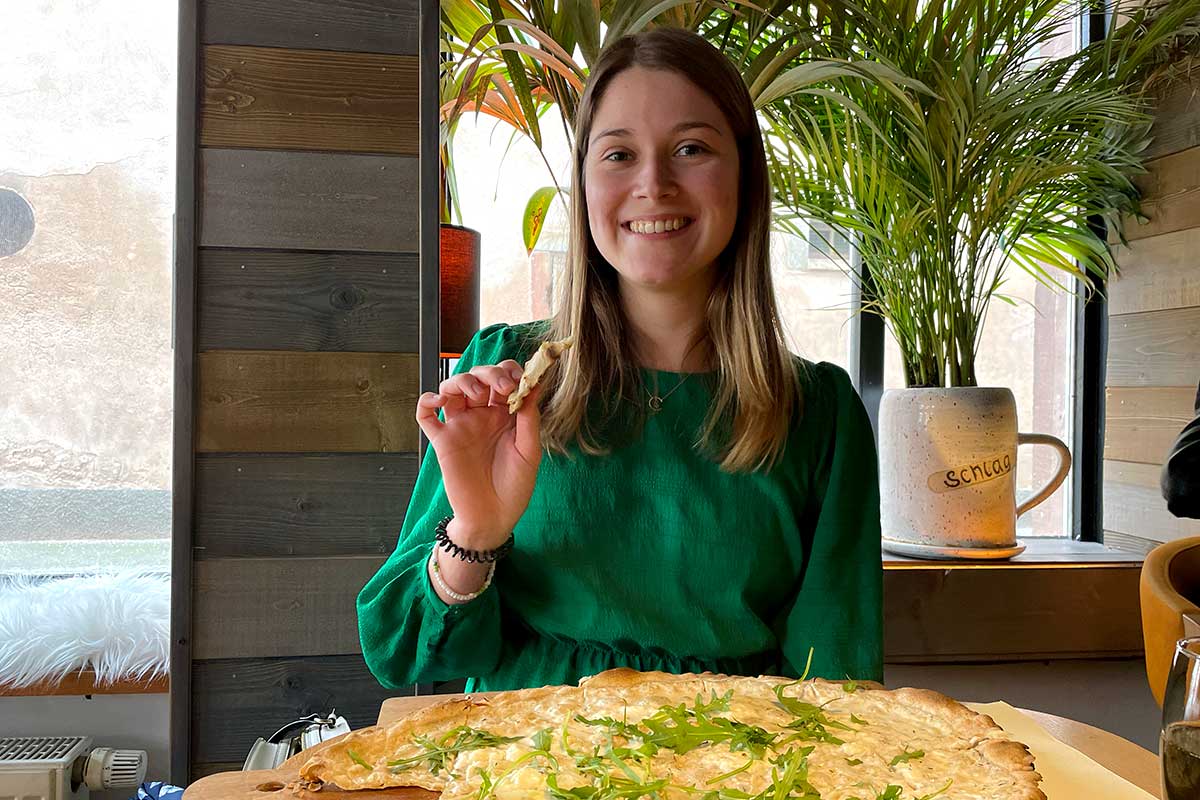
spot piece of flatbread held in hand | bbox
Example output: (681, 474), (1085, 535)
(507, 336), (574, 414)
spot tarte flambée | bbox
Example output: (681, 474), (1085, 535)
(297, 668), (1043, 800)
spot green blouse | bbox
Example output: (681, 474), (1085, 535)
(357, 321), (883, 693)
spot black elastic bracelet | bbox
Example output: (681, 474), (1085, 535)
(434, 515), (514, 563)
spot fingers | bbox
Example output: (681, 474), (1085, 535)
(513, 383), (544, 463)
(417, 361), (531, 435)
(415, 392), (446, 440)
(437, 376), (488, 423)
(469, 364), (524, 398)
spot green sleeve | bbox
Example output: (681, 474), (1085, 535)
(779, 363), (884, 683)
(356, 324), (513, 688)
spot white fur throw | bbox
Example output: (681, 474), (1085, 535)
(0, 570), (170, 687)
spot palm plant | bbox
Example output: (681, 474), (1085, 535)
(766, 0), (1200, 387)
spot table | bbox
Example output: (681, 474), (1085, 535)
(379, 696), (1162, 798)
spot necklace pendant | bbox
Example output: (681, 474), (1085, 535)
(648, 395), (663, 413)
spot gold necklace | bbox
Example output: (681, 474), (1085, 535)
(647, 371), (690, 413)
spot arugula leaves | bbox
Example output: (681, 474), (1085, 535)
(888, 748), (925, 767)
(473, 728), (561, 800)
(381, 681), (944, 800)
(347, 748), (372, 771)
(772, 683), (857, 746)
(845, 779), (953, 800)
(388, 725), (523, 775)
(578, 692), (778, 758)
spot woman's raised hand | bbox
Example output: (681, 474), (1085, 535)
(415, 360), (544, 549)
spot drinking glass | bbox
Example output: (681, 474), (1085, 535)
(1162, 636), (1200, 799)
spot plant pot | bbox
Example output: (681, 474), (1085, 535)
(878, 387), (1071, 560)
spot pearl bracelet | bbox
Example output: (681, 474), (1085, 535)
(428, 546), (495, 603)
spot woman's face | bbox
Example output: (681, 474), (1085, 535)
(584, 66), (740, 294)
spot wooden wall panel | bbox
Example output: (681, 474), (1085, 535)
(185, 0), (427, 780)
(1118, 146), (1200, 242)
(195, 453), (416, 558)
(1109, 228), (1200, 315)
(196, 351), (419, 453)
(194, 556), (384, 659)
(1144, 70), (1200, 160)
(1104, 460), (1200, 544)
(192, 655), (401, 762)
(1104, 68), (1200, 555)
(197, 249), (419, 351)
(882, 566), (1143, 661)
(199, 148), (418, 252)
(1106, 306), (1200, 387)
(201, 0), (419, 54)
(1104, 386), (1197, 464)
(201, 45), (418, 154)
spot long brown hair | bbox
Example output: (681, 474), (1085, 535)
(533, 26), (800, 473)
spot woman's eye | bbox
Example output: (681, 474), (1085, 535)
(600, 145), (700, 163)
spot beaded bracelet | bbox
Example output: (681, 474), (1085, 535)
(428, 547), (495, 603)
(433, 515), (515, 563)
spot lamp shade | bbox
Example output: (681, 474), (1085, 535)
(439, 223), (481, 358)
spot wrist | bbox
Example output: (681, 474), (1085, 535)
(445, 516), (510, 551)
(429, 547), (493, 604)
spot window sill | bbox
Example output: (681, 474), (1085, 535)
(883, 537), (1145, 569)
(882, 538), (1145, 663)
(0, 669), (169, 697)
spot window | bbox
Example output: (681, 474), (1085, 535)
(0, 0), (176, 576)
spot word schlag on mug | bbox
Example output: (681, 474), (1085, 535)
(926, 453), (1013, 494)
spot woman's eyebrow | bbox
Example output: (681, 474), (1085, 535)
(590, 121), (723, 146)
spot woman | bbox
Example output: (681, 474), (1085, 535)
(357, 27), (883, 693)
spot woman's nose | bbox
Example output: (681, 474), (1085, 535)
(633, 154), (677, 199)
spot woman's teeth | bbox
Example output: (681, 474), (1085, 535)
(628, 218), (690, 234)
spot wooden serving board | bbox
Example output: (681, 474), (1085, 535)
(183, 693), (492, 800)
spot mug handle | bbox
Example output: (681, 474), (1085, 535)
(1015, 433), (1073, 518)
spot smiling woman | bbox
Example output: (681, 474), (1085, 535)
(358, 27), (883, 696)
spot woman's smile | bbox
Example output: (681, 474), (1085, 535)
(622, 216), (695, 238)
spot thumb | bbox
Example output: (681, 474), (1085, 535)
(513, 383), (544, 463)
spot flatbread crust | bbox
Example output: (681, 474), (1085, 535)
(507, 337), (574, 414)
(298, 669), (1044, 800)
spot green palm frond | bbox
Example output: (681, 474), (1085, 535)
(757, 0), (1198, 386)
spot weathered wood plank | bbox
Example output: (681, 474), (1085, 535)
(198, 249), (419, 351)
(1144, 70), (1200, 160)
(199, 148), (417, 252)
(1104, 386), (1197, 464)
(1110, 227), (1200, 315)
(1106, 306), (1200, 387)
(1117, 146), (1200, 242)
(195, 453), (417, 558)
(196, 351), (420, 453)
(192, 655), (406, 763)
(201, 0), (418, 55)
(1103, 459), (1200, 544)
(194, 556), (384, 659)
(882, 565), (1143, 661)
(201, 45), (418, 154)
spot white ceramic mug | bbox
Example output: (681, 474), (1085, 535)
(878, 387), (1072, 559)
